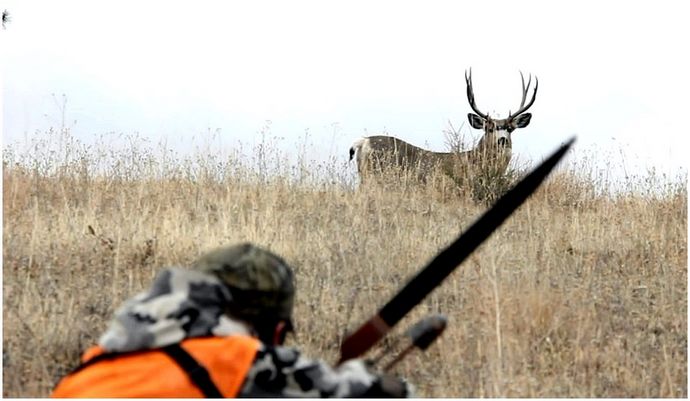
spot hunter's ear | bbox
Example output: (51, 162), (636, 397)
(272, 321), (288, 345)
(514, 113), (532, 128)
(468, 113), (484, 129)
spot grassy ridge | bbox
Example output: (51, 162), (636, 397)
(2, 130), (687, 397)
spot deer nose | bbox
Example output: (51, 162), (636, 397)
(497, 137), (507, 147)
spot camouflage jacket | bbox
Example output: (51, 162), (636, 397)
(95, 267), (413, 398)
(239, 343), (413, 397)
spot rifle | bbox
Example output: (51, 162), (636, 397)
(339, 137), (575, 364)
(370, 314), (448, 371)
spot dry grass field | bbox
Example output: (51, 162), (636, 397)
(2, 129), (687, 397)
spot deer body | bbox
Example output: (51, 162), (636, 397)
(349, 135), (512, 185)
(350, 136), (453, 183)
(350, 69), (538, 187)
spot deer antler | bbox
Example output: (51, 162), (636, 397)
(510, 71), (538, 117)
(465, 69), (489, 119)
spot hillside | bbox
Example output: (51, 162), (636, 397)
(2, 131), (687, 397)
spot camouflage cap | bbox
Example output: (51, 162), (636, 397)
(192, 243), (295, 329)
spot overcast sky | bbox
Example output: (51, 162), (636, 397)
(2, 1), (689, 187)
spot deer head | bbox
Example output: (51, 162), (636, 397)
(465, 69), (538, 156)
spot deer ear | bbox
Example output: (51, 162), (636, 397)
(514, 113), (532, 128)
(468, 113), (484, 129)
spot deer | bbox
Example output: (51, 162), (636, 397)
(349, 69), (538, 186)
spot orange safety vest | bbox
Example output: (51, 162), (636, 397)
(51, 335), (260, 398)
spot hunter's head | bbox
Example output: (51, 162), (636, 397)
(193, 243), (296, 345)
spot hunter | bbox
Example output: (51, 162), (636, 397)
(51, 242), (413, 397)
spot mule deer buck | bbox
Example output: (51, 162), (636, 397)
(349, 69), (538, 186)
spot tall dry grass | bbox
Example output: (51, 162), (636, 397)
(2, 128), (687, 397)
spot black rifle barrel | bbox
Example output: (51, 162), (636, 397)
(339, 137), (575, 363)
(380, 137), (574, 325)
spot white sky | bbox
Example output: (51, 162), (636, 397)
(2, 0), (689, 186)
